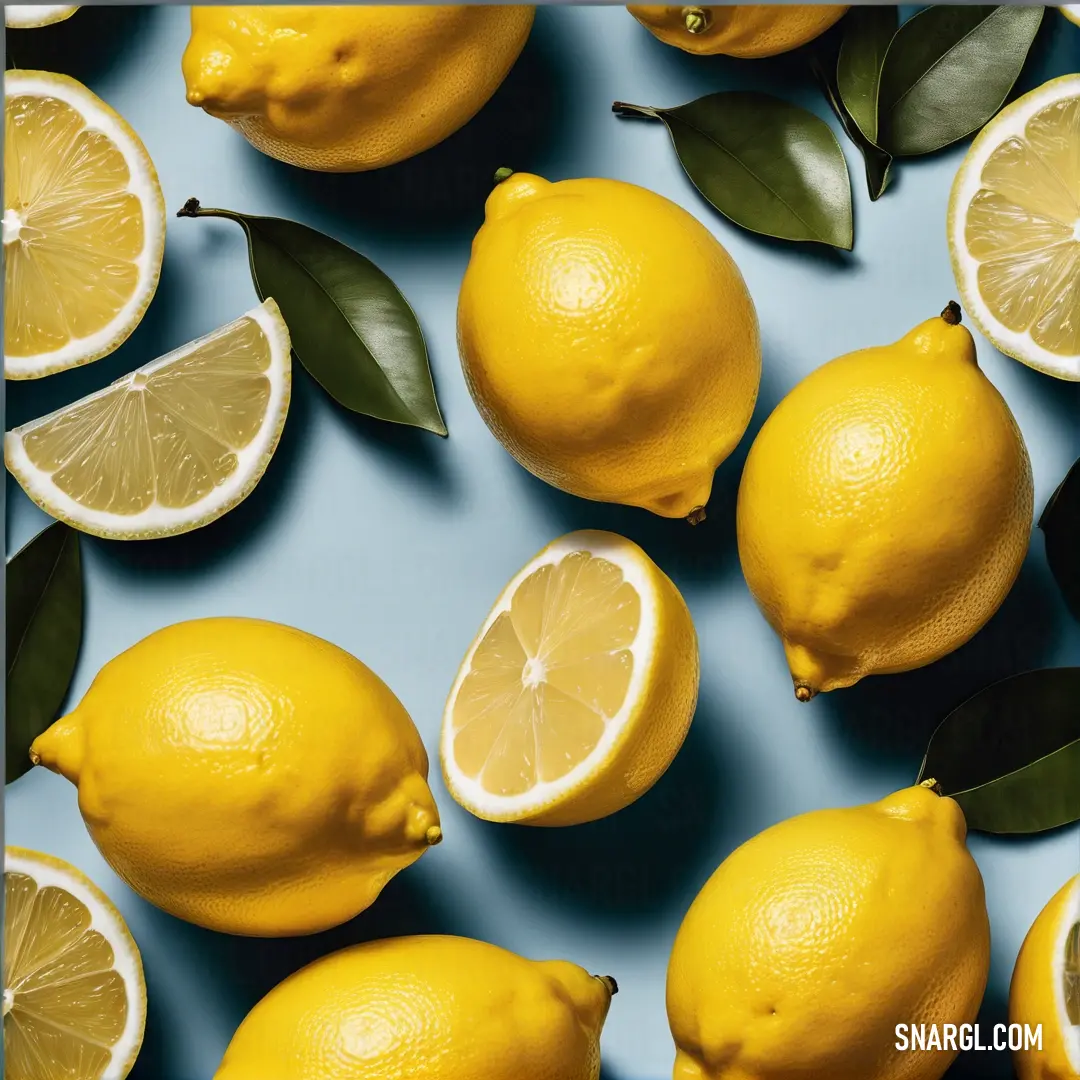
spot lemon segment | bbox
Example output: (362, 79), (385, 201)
(5, 299), (291, 539)
(4, 847), (145, 1080)
(948, 74), (1080, 380)
(4, 71), (164, 378)
(5, 6), (78, 27)
(442, 530), (699, 826)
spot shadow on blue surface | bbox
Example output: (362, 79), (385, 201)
(475, 712), (727, 923)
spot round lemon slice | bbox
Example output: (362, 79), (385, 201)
(1009, 874), (1079, 1080)
(948, 74), (1080, 381)
(1061, 7), (1080, 27)
(4, 70), (164, 379)
(5, 298), (291, 539)
(441, 530), (699, 826)
(4, 847), (145, 1080)
(5, 6), (78, 28)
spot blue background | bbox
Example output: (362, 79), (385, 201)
(5, 6), (1079, 1079)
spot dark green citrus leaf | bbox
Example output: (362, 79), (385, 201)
(837, 5), (898, 145)
(6, 522), (82, 784)
(177, 199), (446, 436)
(1040, 456), (1080, 620)
(917, 668), (1080, 834)
(878, 5), (1045, 157)
(613, 92), (853, 249)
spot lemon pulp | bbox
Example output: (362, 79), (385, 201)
(963, 94), (1080, 358)
(1067, 919), (1079, 1025)
(4, 870), (130, 1078)
(4, 93), (146, 359)
(450, 551), (640, 796)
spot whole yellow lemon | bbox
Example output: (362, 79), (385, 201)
(737, 303), (1032, 698)
(667, 784), (990, 1080)
(458, 172), (760, 519)
(1009, 874), (1080, 1080)
(182, 6), (535, 172)
(628, 5), (849, 57)
(214, 934), (617, 1080)
(30, 617), (441, 937)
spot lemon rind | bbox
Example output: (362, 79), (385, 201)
(1053, 875), (1080, 1072)
(441, 530), (660, 822)
(5, 846), (146, 1080)
(4, 6), (78, 28)
(4, 70), (165, 380)
(4, 299), (292, 540)
(1060, 6), (1080, 27)
(947, 73), (1080, 382)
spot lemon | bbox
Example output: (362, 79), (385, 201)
(458, 172), (760, 519)
(1009, 875), (1080, 1080)
(668, 784), (990, 1080)
(4, 71), (164, 379)
(5, 847), (146, 1080)
(29, 617), (441, 937)
(628, 5), (849, 56)
(5, 299), (291, 540)
(182, 5), (535, 173)
(5, 6), (78, 28)
(737, 304), (1033, 698)
(948, 74), (1080, 381)
(214, 935), (616, 1080)
(1061, 7), (1080, 27)
(441, 530), (698, 826)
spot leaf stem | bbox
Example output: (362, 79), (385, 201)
(176, 198), (242, 224)
(612, 101), (661, 121)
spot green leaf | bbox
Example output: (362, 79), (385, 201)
(613, 92), (853, 249)
(917, 668), (1080, 834)
(6, 523), (82, 784)
(1039, 456), (1080, 621)
(837, 5), (898, 145)
(809, 44), (893, 201)
(877, 5), (1045, 157)
(177, 199), (446, 436)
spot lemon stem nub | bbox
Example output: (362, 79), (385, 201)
(682, 6), (710, 34)
(940, 301), (962, 326)
(919, 777), (943, 795)
(425, 825), (443, 846)
(687, 506), (707, 526)
(596, 975), (619, 996)
(794, 684), (815, 703)
(493, 167), (515, 185)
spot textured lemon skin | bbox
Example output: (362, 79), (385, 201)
(1009, 875), (1080, 1080)
(182, 6), (534, 172)
(30, 618), (440, 937)
(667, 785), (990, 1080)
(214, 935), (614, 1080)
(737, 312), (1032, 695)
(458, 173), (760, 518)
(443, 531), (700, 826)
(628, 5), (849, 57)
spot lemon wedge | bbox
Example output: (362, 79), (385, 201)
(1009, 874), (1079, 1080)
(4, 70), (164, 379)
(948, 74), (1080, 381)
(4, 847), (145, 1080)
(5, 6), (78, 28)
(441, 530), (699, 826)
(5, 299), (291, 539)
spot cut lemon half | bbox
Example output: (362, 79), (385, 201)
(4, 70), (165, 379)
(1061, 7), (1080, 27)
(5, 298), (291, 539)
(4, 847), (146, 1080)
(948, 74), (1080, 381)
(441, 530), (699, 826)
(5, 6), (78, 28)
(1009, 874), (1079, 1080)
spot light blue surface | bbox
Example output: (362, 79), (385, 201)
(5, 7), (1080, 1079)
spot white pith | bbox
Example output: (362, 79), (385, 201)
(441, 530), (659, 820)
(948, 74), (1080, 381)
(5, 299), (291, 539)
(4, 848), (145, 1080)
(4, 70), (165, 378)
(4, 6), (78, 28)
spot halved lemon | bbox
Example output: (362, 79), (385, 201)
(948, 74), (1080, 381)
(4, 70), (165, 379)
(441, 530), (699, 826)
(5, 6), (78, 28)
(1061, 7), (1080, 27)
(5, 298), (291, 539)
(1009, 874), (1079, 1080)
(4, 847), (146, 1080)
